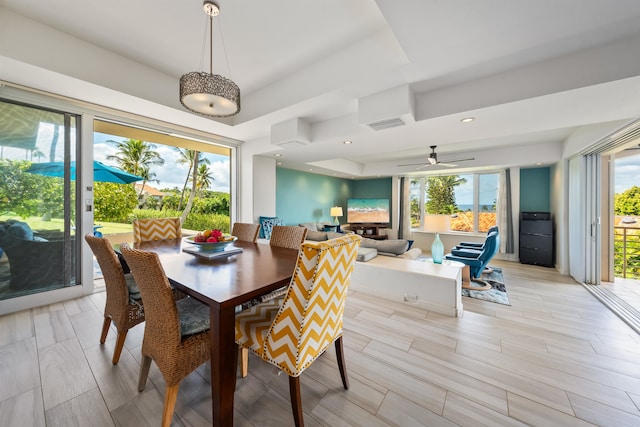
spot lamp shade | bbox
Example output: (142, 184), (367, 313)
(424, 214), (450, 232)
(179, 1), (240, 118)
(180, 72), (240, 117)
(330, 206), (343, 217)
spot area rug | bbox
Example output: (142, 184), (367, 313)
(463, 266), (510, 305)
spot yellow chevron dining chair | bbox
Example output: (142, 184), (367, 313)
(235, 234), (362, 427)
(132, 217), (182, 243)
(238, 224), (308, 377)
(231, 222), (260, 243)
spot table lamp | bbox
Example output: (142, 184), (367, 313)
(330, 206), (343, 225)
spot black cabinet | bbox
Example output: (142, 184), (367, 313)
(520, 212), (554, 267)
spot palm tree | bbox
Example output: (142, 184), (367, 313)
(426, 175), (467, 214)
(177, 148), (210, 210)
(106, 138), (164, 178)
(31, 149), (45, 162)
(136, 165), (160, 198)
(181, 151), (199, 225)
(191, 163), (214, 197)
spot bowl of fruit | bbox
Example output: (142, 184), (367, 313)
(184, 229), (238, 252)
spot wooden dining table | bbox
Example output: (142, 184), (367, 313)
(135, 238), (299, 426)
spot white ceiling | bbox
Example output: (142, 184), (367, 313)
(3, 0), (640, 177)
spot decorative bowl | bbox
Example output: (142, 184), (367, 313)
(184, 235), (238, 252)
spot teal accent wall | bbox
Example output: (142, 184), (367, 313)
(276, 168), (353, 225)
(275, 169), (393, 226)
(352, 178), (393, 199)
(520, 167), (550, 212)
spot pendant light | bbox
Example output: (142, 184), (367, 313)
(180, 1), (240, 117)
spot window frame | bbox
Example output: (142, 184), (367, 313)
(410, 172), (499, 234)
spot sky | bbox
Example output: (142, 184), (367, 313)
(93, 133), (230, 192)
(615, 154), (640, 194)
(3, 124), (230, 193)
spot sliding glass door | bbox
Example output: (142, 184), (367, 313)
(0, 99), (80, 301)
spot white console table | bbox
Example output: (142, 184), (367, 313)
(349, 256), (464, 317)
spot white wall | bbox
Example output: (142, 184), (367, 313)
(551, 161), (568, 274)
(252, 156), (277, 222)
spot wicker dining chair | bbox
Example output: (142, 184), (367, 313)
(85, 234), (144, 365)
(231, 222), (260, 243)
(132, 217), (182, 243)
(236, 234), (362, 426)
(119, 244), (211, 427)
(269, 225), (308, 250)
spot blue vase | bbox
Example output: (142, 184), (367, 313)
(431, 233), (444, 264)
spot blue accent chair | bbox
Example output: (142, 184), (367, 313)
(445, 231), (499, 278)
(453, 226), (498, 251)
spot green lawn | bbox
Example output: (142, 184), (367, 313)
(0, 215), (132, 235)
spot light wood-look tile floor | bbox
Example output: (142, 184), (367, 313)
(2, 260), (640, 426)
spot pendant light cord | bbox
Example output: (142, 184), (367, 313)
(209, 13), (213, 75)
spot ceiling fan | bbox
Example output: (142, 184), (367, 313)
(397, 145), (474, 169)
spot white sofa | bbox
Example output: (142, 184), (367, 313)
(300, 223), (421, 261)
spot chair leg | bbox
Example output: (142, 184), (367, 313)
(161, 384), (180, 427)
(100, 317), (111, 344)
(112, 330), (128, 365)
(138, 355), (152, 392)
(335, 336), (349, 389)
(289, 376), (304, 427)
(241, 347), (249, 378)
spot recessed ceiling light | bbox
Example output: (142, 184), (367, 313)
(343, 140), (352, 144)
(274, 153), (282, 157)
(536, 162), (543, 166)
(277, 161), (282, 166)
(461, 117), (475, 123)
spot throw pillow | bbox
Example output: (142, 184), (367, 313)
(261, 217), (284, 240)
(299, 222), (318, 231)
(258, 216), (277, 238)
(361, 238), (409, 255)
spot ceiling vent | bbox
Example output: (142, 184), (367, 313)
(271, 118), (311, 147)
(359, 85), (415, 131)
(367, 117), (407, 131)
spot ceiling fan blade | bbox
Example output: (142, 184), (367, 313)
(438, 162), (457, 167)
(397, 162), (429, 167)
(443, 157), (475, 163)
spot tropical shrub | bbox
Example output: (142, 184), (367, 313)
(93, 182), (138, 222)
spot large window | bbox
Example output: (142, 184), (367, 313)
(410, 173), (499, 233)
(92, 120), (232, 234)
